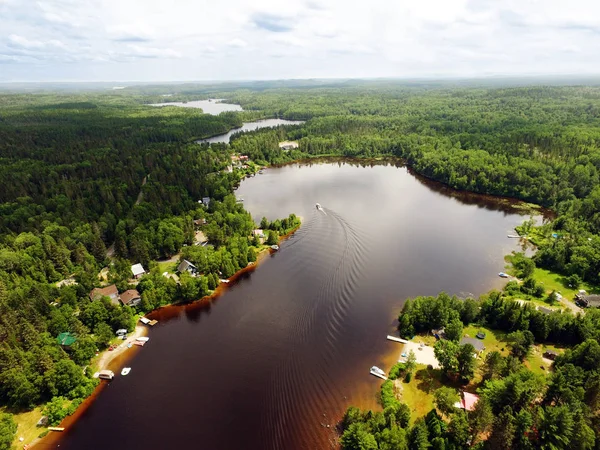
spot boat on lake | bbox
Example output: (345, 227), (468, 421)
(98, 370), (114, 380)
(121, 367), (131, 376)
(369, 366), (387, 380)
(316, 203), (323, 211)
(136, 337), (150, 342)
(498, 272), (509, 278)
(271, 245), (280, 251)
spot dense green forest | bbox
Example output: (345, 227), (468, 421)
(1, 81), (600, 447)
(341, 292), (600, 449)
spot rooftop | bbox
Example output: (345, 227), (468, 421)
(90, 284), (119, 300)
(57, 332), (77, 347)
(131, 263), (145, 277)
(460, 336), (485, 352)
(120, 289), (141, 306)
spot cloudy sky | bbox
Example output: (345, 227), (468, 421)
(1, 0), (600, 82)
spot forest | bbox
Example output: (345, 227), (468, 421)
(340, 292), (600, 450)
(1, 80), (600, 447)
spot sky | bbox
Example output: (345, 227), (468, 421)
(1, 0), (600, 82)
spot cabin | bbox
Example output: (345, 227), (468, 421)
(89, 285), (120, 306)
(278, 141), (299, 151)
(460, 337), (485, 354)
(56, 332), (77, 348)
(454, 392), (479, 411)
(131, 263), (146, 279)
(177, 259), (198, 275)
(543, 349), (559, 360)
(120, 289), (141, 307)
(201, 197), (211, 207)
(575, 293), (600, 308)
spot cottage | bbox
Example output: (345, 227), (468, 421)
(253, 229), (265, 238)
(454, 392), (480, 411)
(56, 332), (77, 348)
(177, 259), (198, 275)
(575, 293), (600, 308)
(120, 289), (141, 307)
(89, 285), (120, 306)
(201, 197), (211, 207)
(278, 141), (299, 151)
(460, 337), (485, 354)
(543, 349), (559, 360)
(537, 306), (555, 315)
(131, 263), (146, 279)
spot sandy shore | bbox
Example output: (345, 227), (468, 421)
(94, 323), (148, 372)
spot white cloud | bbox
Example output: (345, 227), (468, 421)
(1, 0), (600, 81)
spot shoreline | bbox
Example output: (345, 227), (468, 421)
(32, 223), (301, 449)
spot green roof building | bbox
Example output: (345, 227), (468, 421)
(57, 332), (77, 347)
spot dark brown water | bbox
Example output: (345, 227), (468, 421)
(51, 161), (531, 450)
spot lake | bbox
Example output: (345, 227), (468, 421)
(198, 118), (305, 144)
(52, 161), (531, 450)
(148, 99), (243, 115)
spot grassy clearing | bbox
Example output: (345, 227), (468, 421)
(396, 365), (442, 421)
(156, 260), (177, 274)
(533, 267), (599, 297)
(3, 406), (45, 448)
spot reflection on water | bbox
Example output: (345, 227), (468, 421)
(54, 162), (533, 450)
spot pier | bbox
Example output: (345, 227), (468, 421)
(387, 335), (409, 344)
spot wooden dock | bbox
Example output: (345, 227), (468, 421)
(48, 427), (65, 432)
(369, 370), (388, 380)
(387, 335), (409, 344)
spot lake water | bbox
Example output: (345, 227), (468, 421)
(148, 99), (243, 115)
(198, 118), (305, 144)
(52, 161), (531, 450)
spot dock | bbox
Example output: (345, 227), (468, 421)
(507, 234), (521, 238)
(369, 370), (388, 380)
(387, 335), (409, 344)
(148, 319), (158, 326)
(48, 427), (65, 432)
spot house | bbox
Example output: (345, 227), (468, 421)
(193, 218), (207, 227)
(201, 197), (211, 207)
(278, 141), (299, 151)
(89, 285), (120, 306)
(575, 293), (600, 308)
(454, 392), (479, 411)
(460, 337), (485, 354)
(120, 289), (141, 307)
(57, 332), (77, 348)
(537, 306), (555, 315)
(131, 263), (146, 279)
(253, 229), (265, 238)
(543, 349), (559, 360)
(177, 259), (198, 275)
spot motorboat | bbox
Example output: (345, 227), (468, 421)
(315, 203), (323, 210)
(136, 337), (150, 342)
(498, 272), (509, 278)
(370, 366), (386, 376)
(121, 367), (131, 376)
(271, 245), (280, 251)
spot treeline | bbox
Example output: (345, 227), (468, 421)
(342, 292), (600, 449)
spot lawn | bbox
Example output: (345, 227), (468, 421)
(156, 260), (177, 274)
(463, 325), (508, 355)
(533, 267), (599, 298)
(396, 365), (442, 421)
(3, 406), (46, 448)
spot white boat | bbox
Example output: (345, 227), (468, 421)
(121, 367), (131, 376)
(139, 317), (151, 324)
(219, 279), (230, 283)
(369, 366), (387, 380)
(498, 272), (509, 278)
(98, 370), (114, 380)
(136, 337), (150, 342)
(315, 203), (323, 210)
(271, 244), (280, 251)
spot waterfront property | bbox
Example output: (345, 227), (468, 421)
(575, 293), (600, 308)
(120, 289), (142, 307)
(89, 284), (120, 306)
(278, 141), (299, 151)
(177, 259), (198, 275)
(454, 391), (480, 411)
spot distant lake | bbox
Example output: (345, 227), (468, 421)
(198, 118), (305, 144)
(52, 161), (534, 450)
(148, 99), (243, 115)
